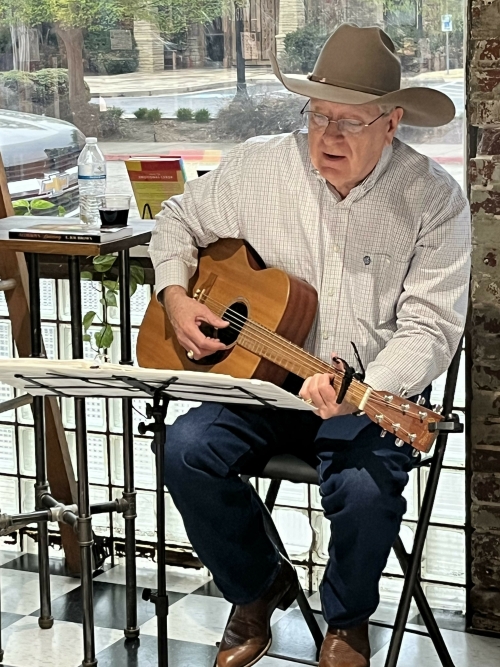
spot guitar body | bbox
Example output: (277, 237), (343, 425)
(137, 239), (318, 385)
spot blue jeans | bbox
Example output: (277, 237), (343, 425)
(163, 393), (423, 628)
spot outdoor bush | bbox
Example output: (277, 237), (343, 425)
(194, 108), (211, 123)
(0, 69), (33, 92)
(31, 69), (69, 105)
(176, 107), (193, 121)
(98, 106), (124, 138)
(215, 95), (304, 142)
(0, 68), (89, 121)
(134, 107), (148, 119)
(147, 108), (162, 122)
(283, 23), (327, 74)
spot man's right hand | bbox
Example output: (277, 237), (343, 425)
(161, 285), (229, 360)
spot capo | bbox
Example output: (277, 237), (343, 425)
(332, 342), (366, 404)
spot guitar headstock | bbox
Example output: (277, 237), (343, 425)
(363, 391), (443, 453)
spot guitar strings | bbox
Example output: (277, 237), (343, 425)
(201, 293), (400, 408)
(199, 293), (426, 421)
(201, 294), (343, 377)
(199, 296), (424, 442)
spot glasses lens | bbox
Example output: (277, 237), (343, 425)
(338, 120), (364, 134)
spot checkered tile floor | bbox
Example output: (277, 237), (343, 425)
(0, 549), (499, 667)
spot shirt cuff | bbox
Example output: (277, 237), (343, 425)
(154, 260), (190, 299)
(364, 363), (406, 397)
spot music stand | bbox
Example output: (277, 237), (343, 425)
(0, 358), (315, 667)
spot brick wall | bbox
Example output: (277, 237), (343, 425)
(469, 0), (500, 634)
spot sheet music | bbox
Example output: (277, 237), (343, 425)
(0, 359), (316, 412)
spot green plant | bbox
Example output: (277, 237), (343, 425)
(12, 198), (66, 217)
(283, 23), (327, 74)
(176, 107), (193, 121)
(194, 108), (211, 123)
(147, 108), (162, 122)
(81, 255), (145, 353)
(98, 106), (124, 138)
(134, 107), (148, 120)
(215, 95), (304, 142)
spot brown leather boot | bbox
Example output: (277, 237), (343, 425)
(318, 623), (371, 667)
(216, 558), (299, 667)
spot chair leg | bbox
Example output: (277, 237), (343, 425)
(254, 487), (324, 655)
(392, 537), (455, 667)
(384, 440), (449, 667)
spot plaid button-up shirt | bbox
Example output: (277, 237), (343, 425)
(150, 131), (471, 398)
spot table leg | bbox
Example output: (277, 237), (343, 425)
(118, 249), (139, 639)
(68, 256), (97, 667)
(26, 253), (53, 630)
(153, 398), (169, 667)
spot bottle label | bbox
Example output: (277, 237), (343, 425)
(78, 164), (106, 178)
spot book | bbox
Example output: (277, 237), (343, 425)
(9, 221), (133, 243)
(125, 157), (187, 219)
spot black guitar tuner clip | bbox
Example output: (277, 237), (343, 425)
(332, 342), (366, 404)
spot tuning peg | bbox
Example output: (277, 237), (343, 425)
(395, 438), (404, 447)
(433, 404), (443, 414)
(412, 448), (420, 457)
(380, 430), (387, 438)
(417, 395), (426, 406)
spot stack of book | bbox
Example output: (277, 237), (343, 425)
(9, 219), (133, 243)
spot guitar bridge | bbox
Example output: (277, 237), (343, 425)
(193, 273), (218, 304)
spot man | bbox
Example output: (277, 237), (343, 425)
(149, 24), (470, 667)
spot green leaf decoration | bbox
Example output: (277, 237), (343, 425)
(81, 271), (93, 281)
(130, 264), (145, 285)
(103, 280), (118, 292)
(129, 276), (137, 297)
(105, 290), (117, 307)
(83, 334), (91, 342)
(95, 324), (114, 351)
(31, 199), (56, 210)
(99, 297), (106, 306)
(58, 206), (66, 217)
(83, 311), (96, 331)
(13, 199), (29, 209)
(93, 255), (116, 273)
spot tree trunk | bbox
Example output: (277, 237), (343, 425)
(54, 26), (88, 114)
(10, 23), (30, 71)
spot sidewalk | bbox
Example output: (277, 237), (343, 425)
(86, 66), (463, 98)
(86, 67), (275, 98)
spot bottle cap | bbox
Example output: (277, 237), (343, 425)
(86, 137), (98, 144)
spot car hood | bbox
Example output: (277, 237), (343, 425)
(0, 109), (86, 168)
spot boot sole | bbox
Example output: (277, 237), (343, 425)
(216, 636), (272, 667)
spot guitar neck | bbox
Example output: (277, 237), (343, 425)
(237, 327), (368, 407)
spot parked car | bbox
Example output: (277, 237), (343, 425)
(0, 109), (86, 217)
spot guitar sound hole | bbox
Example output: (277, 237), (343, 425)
(188, 301), (248, 365)
(219, 301), (248, 345)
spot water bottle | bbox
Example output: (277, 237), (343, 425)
(78, 137), (106, 225)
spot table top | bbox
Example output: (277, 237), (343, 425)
(0, 218), (154, 256)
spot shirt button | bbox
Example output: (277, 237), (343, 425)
(333, 244), (340, 253)
(323, 333), (329, 340)
(328, 288), (335, 296)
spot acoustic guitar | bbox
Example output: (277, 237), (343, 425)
(137, 239), (442, 452)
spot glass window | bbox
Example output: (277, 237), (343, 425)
(0, 0), (467, 620)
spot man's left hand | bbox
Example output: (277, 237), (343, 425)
(299, 356), (357, 420)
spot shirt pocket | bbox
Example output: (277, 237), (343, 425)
(348, 251), (392, 325)
(349, 252), (411, 328)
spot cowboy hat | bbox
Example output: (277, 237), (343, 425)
(269, 23), (455, 127)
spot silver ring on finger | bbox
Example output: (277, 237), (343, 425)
(187, 350), (195, 360)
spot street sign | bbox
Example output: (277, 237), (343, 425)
(441, 15), (453, 32)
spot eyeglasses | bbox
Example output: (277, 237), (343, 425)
(300, 102), (388, 135)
